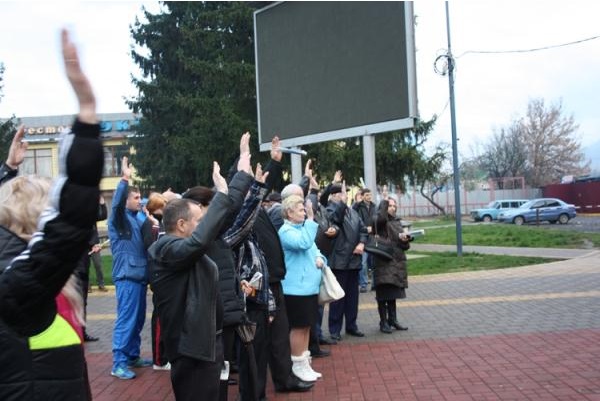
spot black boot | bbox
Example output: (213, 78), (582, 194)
(377, 301), (393, 334)
(387, 301), (408, 331)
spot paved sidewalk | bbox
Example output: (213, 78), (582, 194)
(85, 250), (600, 400)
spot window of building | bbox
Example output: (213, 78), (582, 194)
(103, 145), (128, 177)
(22, 149), (53, 177)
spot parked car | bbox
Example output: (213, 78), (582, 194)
(470, 199), (528, 222)
(497, 198), (576, 225)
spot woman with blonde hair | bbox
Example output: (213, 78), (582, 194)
(0, 29), (104, 401)
(278, 195), (326, 382)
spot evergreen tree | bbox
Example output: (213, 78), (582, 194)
(128, 2), (268, 191)
(0, 63), (16, 159)
(304, 117), (447, 196)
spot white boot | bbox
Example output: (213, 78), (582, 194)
(291, 354), (318, 382)
(303, 351), (322, 379)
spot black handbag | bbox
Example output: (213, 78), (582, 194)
(364, 219), (394, 260)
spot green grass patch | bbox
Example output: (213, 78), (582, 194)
(88, 255), (116, 286)
(416, 224), (600, 248)
(409, 216), (456, 229)
(408, 252), (559, 275)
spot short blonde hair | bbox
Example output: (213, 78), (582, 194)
(281, 194), (304, 220)
(0, 175), (51, 241)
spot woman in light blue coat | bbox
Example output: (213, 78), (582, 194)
(278, 195), (326, 382)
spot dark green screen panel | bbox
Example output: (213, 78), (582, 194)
(254, 2), (416, 148)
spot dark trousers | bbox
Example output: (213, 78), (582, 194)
(267, 282), (294, 388)
(74, 253), (91, 337)
(308, 304), (324, 354)
(170, 335), (223, 401)
(222, 325), (237, 369)
(328, 269), (360, 335)
(151, 292), (167, 366)
(239, 307), (269, 401)
(90, 251), (105, 287)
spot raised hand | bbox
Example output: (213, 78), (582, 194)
(305, 198), (314, 220)
(237, 152), (252, 175)
(309, 175), (320, 191)
(212, 161), (228, 194)
(61, 29), (96, 124)
(254, 162), (269, 184)
(270, 136), (282, 162)
(240, 132), (250, 156)
(121, 156), (132, 180)
(333, 170), (343, 184)
(6, 125), (28, 170)
(304, 159), (313, 178)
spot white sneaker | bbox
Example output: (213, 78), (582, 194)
(153, 362), (171, 371)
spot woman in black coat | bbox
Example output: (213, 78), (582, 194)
(372, 197), (411, 334)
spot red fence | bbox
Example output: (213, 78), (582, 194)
(543, 181), (600, 213)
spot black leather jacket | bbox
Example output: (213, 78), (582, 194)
(326, 200), (369, 270)
(148, 192), (232, 362)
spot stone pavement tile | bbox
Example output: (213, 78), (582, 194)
(87, 328), (600, 401)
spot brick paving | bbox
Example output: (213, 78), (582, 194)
(84, 250), (600, 400)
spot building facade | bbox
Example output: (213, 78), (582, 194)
(19, 112), (137, 232)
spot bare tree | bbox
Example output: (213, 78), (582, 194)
(476, 98), (590, 188)
(480, 123), (528, 187)
(520, 98), (589, 187)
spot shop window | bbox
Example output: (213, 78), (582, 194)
(103, 145), (128, 177)
(22, 149), (53, 178)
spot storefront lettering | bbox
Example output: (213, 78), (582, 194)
(25, 119), (137, 135)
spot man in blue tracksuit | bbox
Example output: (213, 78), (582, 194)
(108, 156), (150, 379)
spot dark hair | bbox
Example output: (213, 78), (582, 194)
(182, 186), (215, 207)
(361, 188), (371, 195)
(163, 198), (199, 233)
(128, 186), (140, 196)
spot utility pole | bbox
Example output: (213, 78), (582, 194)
(445, 2), (463, 256)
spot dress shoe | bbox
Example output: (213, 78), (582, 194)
(275, 375), (314, 392)
(330, 333), (342, 341)
(84, 334), (99, 342)
(346, 329), (365, 337)
(379, 321), (393, 334)
(319, 337), (337, 345)
(389, 320), (408, 331)
(310, 349), (331, 358)
(98, 285), (108, 292)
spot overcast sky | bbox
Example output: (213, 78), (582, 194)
(1, 1), (598, 168)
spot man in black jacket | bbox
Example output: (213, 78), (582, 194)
(320, 176), (368, 341)
(353, 188), (377, 292)
(148, 162), (232, 401)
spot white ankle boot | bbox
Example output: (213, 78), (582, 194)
(303, 351), (322, 379)
(291, 354), (318, 382)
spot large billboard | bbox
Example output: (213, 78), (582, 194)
(254, 2), (417, 150)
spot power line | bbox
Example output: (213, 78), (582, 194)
(456, 34), (600, 58)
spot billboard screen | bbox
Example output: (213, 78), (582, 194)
(254, 2), (417, 150)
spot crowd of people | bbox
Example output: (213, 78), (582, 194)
(0, 29), (412, 401)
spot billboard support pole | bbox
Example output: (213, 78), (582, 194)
(363, 134), (377, 193)
(290, 151), (303, 184)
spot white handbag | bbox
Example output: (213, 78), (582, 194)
(318, 266), (345, 304)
